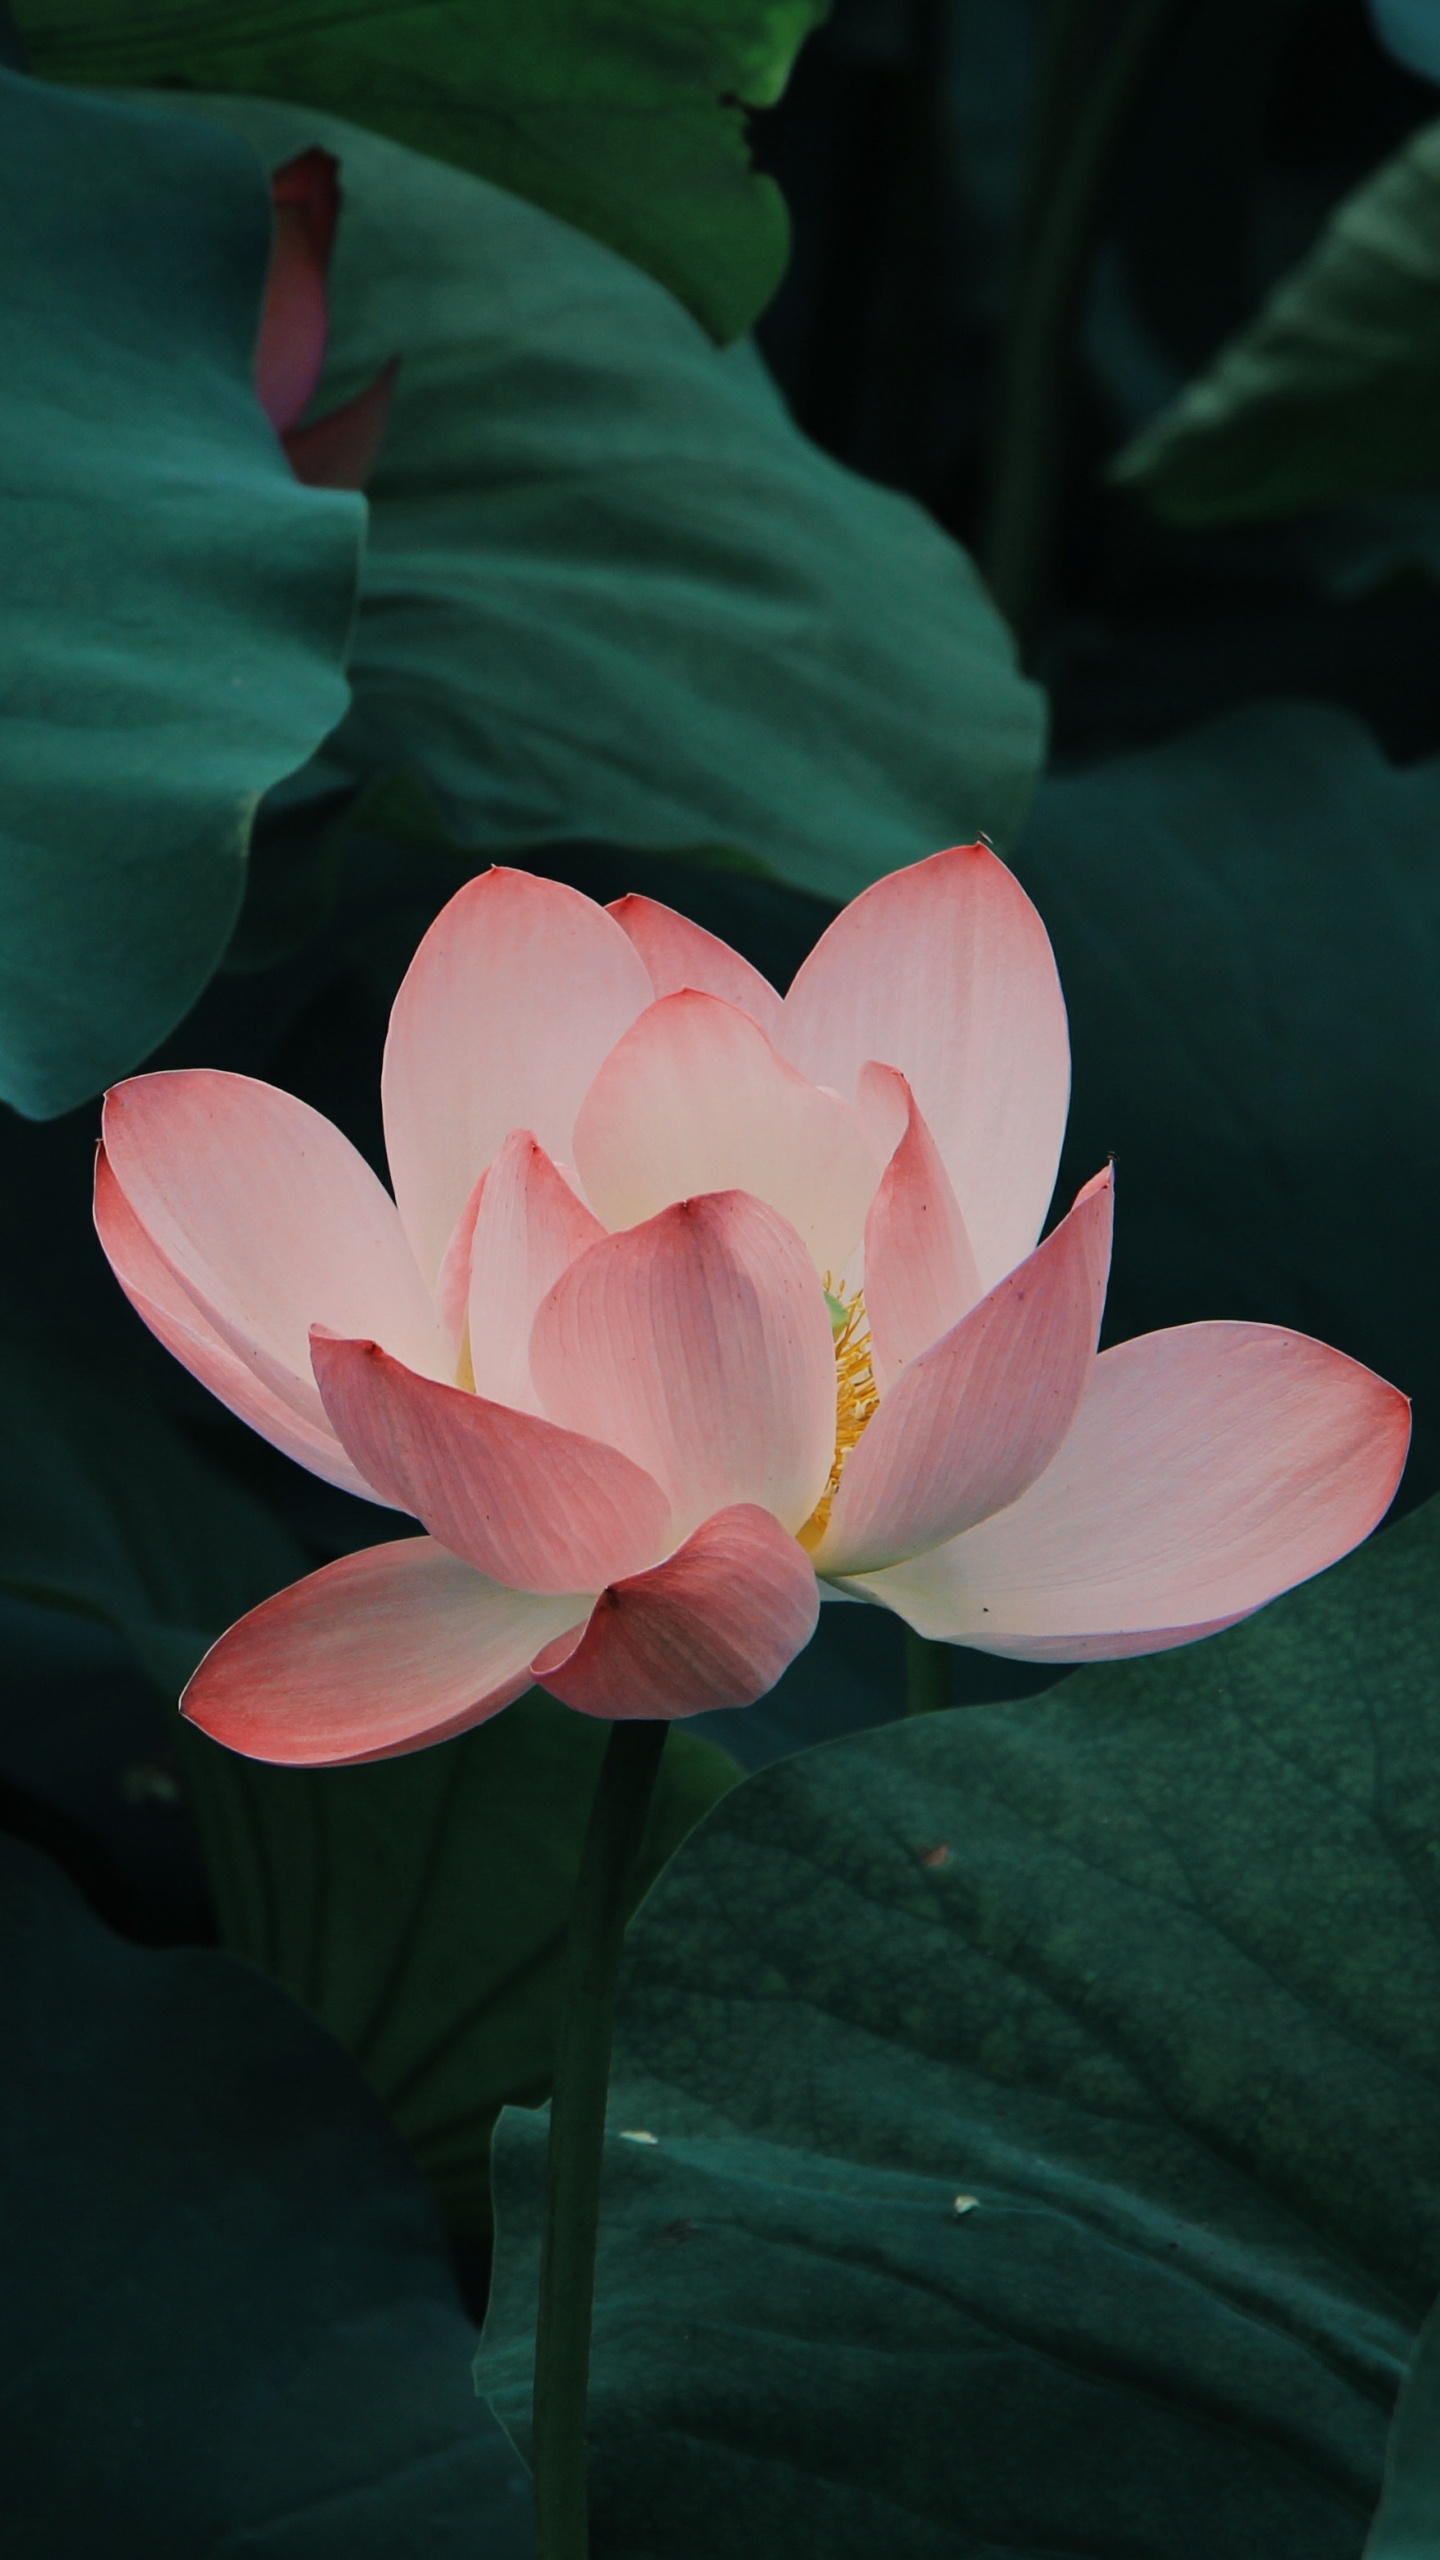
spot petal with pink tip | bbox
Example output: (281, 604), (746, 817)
(94, 1146), (382, 1501)
(609, 895), (785, 1037)
(573, 990), (879, 1276)
(100, 1069), (448, 1432)
(535, 1503), (818, 1719)
(382, 869), (653, 1287)
(312, 1334), (671, 1593)
(530, 1191), (835, 1541)
(848, 1322), (1411, 1659)
(813, 1170), (1113, 1577)
(859, 1064), (983, 1389)
(182, 1537), (588, 1766)
(465, 1131), (605, 1414)
(780, 845), (1070, 1290)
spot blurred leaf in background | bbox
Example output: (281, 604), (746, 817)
(0, 70), (360, 1120)
(1016, 700), (1440, 1505)
(14, 0), (831, 341)
(481, 1486), (1440, 2557)
(1112, 112), (1440, 524)
(137, 93), (1045, 907)
(0, 1832), (534, 2556)
(1365, 2288), (1440, 2558)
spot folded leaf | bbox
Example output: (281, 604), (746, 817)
(185, 1689), (738, 2236)
(16, 0), (831, 340)
(0, 70), (360, 1118)
(1112, 117), (1440, 523)
(480, 1492), (1440, 2554)
(136, 92), (1045, 906)
(1366, 2291), (1440, 2558)
(0, 1831), (533, 2554)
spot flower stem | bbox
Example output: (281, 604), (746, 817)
(532, 1715), (669, 2560)
(906, 1630), (952, 1717)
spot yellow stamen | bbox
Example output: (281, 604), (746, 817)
(454, 1316), (476, 1394)
(800, 1283), (880, 1551)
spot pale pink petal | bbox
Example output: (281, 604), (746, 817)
(465, 1131), (605, 1413)
(434, 1165), (489, 1342)
(609, 895), (785, 1038)
(859, 1064), (983, 1389)
(311, 1334), (671, 1593)
(535, 1503), (819, 1719)
(182, 1536), (588, 1765)
(94, 1146), (382, 1501)
(847, 1322), (1411, 1658)
(573, 990), (880, 1277)
(100, 1070), (448, 1434)
(853, 1059), (911, 1166)
(813, 1171), (1113, 1577)
(529, 1190), (836, 1541)
(381, 869), (653, 1287)
(780, 844), (1070, 1290)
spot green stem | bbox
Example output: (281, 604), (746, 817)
(906, 1630), (952, 1717)
(532, 1717), (668, 2560)
(982, 0), (1196, 645)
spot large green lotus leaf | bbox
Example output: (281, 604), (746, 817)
(0, 1327), (736, 2235)
(15, 0), (828, 342)
(1368, 2294), (1440, 2558)
(135, 93), (1044, 903)
(0, 1829), (533, 2555)
(479, 1494), (1440, 2556)
(0, 71), (360, 1121)
(1112, 117), (1440, 524)
(1014, 700), (1440, 1503)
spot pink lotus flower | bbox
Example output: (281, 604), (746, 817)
(95, 851), (1408, 1765)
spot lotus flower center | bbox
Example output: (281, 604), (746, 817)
(799, 1284), (880, 1551)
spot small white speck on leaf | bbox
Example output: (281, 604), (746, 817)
(952, 2194), (979, 2217)
(620, 2129), (659, 2145)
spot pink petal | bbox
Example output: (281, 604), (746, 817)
(609, 895), (785, 1038)
(94, 1146), (380, 1501)
(381, 868), (653, 1289)
(100, 1069), (448, 1441)
(182, 1537), (587, 1766)
(284, 357), (398, 491)
(534, 1504), (819, 1719)
(529, 1190), (836, 1540)
(572, 989), (880, 1277)
(780, 844), (1070, 1291)
(255, 148), (339, 434)
(311, 1334), (672, 1593)
(434, 1165), (489, 1342)
(850, 1322), (1411, 1658)
(814, 1170), (1114, 1577)
(859, 1063), (983, 1389)
(465, 1130), (605, 1414)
